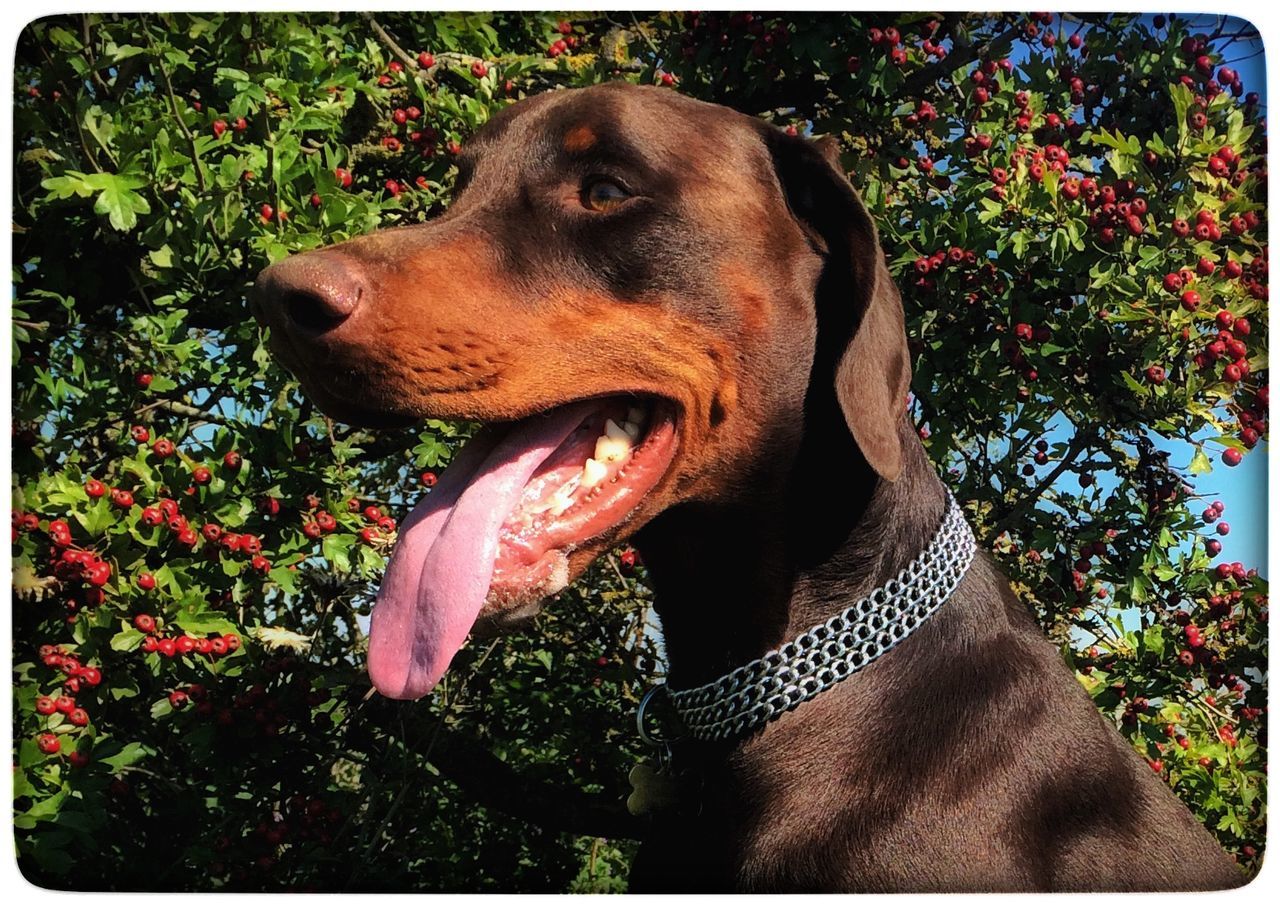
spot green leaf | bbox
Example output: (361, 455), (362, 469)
(174, 612), (238, 636)
(322, 534), (355, 573)
(111, 627), (145, 652)
(87, 173), (152, 232)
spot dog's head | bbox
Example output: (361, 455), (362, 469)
(252, 83), (909, 698)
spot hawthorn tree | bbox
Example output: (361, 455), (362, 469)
(11, 11), (1267, 890)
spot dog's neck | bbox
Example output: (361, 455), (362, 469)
(637, 412), (948, 691)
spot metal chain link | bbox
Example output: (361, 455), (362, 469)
(666, 492), (976, 742)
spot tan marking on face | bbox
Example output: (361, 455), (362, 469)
(563, 125), (597, 153)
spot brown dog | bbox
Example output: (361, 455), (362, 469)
(252, 83), (1245, 892)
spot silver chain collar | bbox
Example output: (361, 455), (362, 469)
(660, 491), (976, 743)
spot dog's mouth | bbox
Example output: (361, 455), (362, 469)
(368, 394), (679, 700)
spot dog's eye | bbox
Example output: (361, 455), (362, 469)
(582, 178), (631, 212)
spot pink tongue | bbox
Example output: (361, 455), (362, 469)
(368, 402), (593, 699)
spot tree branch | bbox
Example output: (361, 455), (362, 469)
(901, 20), (1022, 97)
(143, 21), (208, 193)
(991, 428), (1092, 535)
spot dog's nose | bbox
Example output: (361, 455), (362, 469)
(253, 253), (365, 337)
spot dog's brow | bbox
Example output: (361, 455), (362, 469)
(560, 132), (652, 176)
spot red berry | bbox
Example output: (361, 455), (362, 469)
(35, 696), (56, 715)
(152, 439), (175, 458)
(111, 489), (134, 509)
(470, 61), (488, 79)
(84, 479), (106, 498)
(134, 614), (157, 633)
(37, 734), (61, 755)
(223, 450), (242, 470)
(192, 466), (212, 485)
(417, 51), (434, 69)
(212, 119), (227, 137)
(87, 562), (112, 587)
(136, 573), (156, 591)
(169, 690), (189, 709)
(421, 471), (437, 487)
(68, 708), (89, 727)
(1222, 448), (1243, 467)
(334, 167), (353, 188)
(1180, 290), (1201, 311)
(130, 425), (150, 443)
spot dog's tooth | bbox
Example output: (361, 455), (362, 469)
(549, 488), (574, 516)
(620, 420), (641, 441)
(582, 457), (607, 488)
(594, 433), (631, 464)
(604, 419), (632, 442)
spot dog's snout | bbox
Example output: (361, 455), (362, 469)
(254, 253), (365, 337)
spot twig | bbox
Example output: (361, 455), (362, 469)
(901, 20), (1022, 97)
(991, 428), (1092, 534)
(143, 20), (207, 193)
(35, 45), (107, 174)
(80, 14), (114, 100)
(362, 13), (422, 75)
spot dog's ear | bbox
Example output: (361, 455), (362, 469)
(763, 127), (911, 482)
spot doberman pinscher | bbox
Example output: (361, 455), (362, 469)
(252, 83), (1244, 892)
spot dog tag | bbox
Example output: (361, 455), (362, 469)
(626, 762), (682, 816)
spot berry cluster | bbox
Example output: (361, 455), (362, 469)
(32, 644), (104, 762)
(137, 620), (242, 659)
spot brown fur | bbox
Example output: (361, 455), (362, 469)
(252, 83), (1246, 892)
